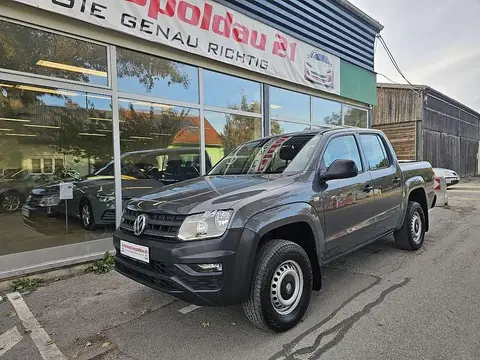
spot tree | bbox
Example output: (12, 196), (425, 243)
(0, 20), (194, 168)
(219, 94), (262, 154)
(270, 120), (284, 135)
(0, 21), (189, 90)
(323, 112), (342, 126)
(343, 108), (367, 127)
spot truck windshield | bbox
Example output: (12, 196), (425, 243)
(209, 134), (321, 175)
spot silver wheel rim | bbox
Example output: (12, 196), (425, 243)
(2, 195), (21, 211)
(82, 204), (91, 226)
(411, 212), (422, 244)
(270, 260), (304, 315)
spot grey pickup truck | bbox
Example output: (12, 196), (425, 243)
(113, 128), (435, 332)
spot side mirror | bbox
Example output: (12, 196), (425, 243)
(319, 159), (358, 182)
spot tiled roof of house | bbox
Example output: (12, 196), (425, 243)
(173, 116), (222, 146)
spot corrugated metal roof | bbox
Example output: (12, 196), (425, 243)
(216, 0), (383, 71)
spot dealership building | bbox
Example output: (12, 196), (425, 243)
(0, 0), (382, 277)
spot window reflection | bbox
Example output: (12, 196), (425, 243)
(360, 134), (389, 169)
(205, 111), (262, 164)
(0, 20), (108, 86)
(270, 87), (310, 121)
(118, 100), (209, 185)
(117, 48), (199, 103)
(323, 136), (363, 171)
(203, 70), (261, 112)
(0, 82), (114, 256)
(344, 106), (368, 128)
(312, 97), (342, 125)
(271, 121), (311, 135)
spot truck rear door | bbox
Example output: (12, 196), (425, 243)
(358, 133), (403, 237)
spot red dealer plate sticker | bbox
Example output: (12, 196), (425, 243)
(120, 240), (150, 264)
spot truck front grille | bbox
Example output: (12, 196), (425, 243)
(120, 209), (186, 242)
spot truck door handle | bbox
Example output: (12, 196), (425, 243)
(393, 177), (401, 185)
(363, 185), (373, 193)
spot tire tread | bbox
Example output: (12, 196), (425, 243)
(243, 239), (312, 332)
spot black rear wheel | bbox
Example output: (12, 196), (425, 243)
(243, 240), (313, 332)
(394, 201), (425, 251)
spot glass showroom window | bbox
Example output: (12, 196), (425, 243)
(272, 121), (311, 135)
(203, 70), (261, 113)
(203, 70), (263, 164)
(0, 81), (114, 256)
(0, 20), (108, 86)
(270, 87), (311, 135)
(312, 96), (342, 126)
(204, 111), (262, 165)
(117, 48), (199, 104)
(118, 99), (204, 186)
(343, 105), (368, 128)
(270, 87), (310, 122)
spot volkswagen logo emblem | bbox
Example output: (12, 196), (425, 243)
(133, 214), (147, 236)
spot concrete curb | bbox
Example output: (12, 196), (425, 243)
(0, 250), (115, 293)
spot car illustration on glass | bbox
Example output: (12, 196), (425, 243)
(304, 50), (334, 88)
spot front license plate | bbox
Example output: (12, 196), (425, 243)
(22, 208), (29, 218)
(120, 240), (149, 263)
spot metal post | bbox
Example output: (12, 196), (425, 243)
(109, 46), (123, 227)
(263, 84), (271, 135)
(199, 68), (206, 175)
(65, 201), (68, 234)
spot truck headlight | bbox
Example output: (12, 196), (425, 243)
(178, 210), (233, 241)
(39, 194), (60, 207)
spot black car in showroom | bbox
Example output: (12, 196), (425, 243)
(23, 148), (212, 233)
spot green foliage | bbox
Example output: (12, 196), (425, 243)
(220, 94), (263, 154)
(270, 120), (283, 135)
(9, 277), (45, 292)
(85, 251), (115, 274)
(323, 112), (342, 126)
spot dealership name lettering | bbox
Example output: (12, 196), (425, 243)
(48, 0), (300, 70)
(125, 0), (297, 61)
(30, 0), (340, 94)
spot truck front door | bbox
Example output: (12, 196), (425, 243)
(359, 133), (403, 237)
(316, 134), (375, 259)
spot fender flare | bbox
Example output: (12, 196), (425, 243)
(397, 176), (428, 231)
(232, 202), (325, 297)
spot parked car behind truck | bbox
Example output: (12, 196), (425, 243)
(433, 168), (460, 186)
(113, 128), (435, 332)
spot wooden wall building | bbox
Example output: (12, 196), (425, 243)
(373, 84), (480, 177)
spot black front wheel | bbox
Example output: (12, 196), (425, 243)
(80, 200), (96, 231)
(243, 240), (313, 332)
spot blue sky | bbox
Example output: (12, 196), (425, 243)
(350, 0), (480, 111)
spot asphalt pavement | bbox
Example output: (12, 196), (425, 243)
(1, 178), (480, 360)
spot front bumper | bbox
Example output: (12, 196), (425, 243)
(445, 177), (460, 186)
(113, 227), (257, 306)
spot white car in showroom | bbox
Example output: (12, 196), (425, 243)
(433, 168), (460, 186)
(304, 50), (334, 88)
